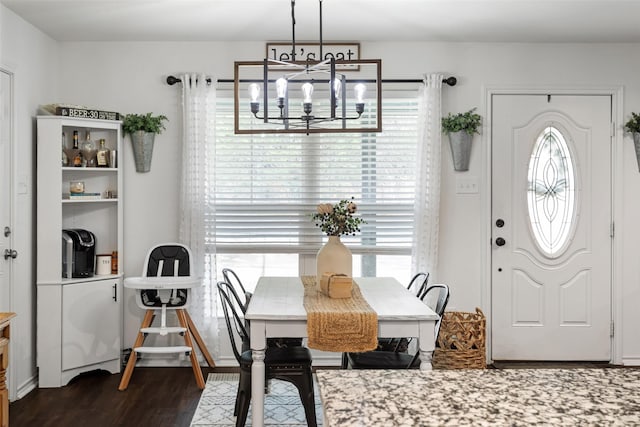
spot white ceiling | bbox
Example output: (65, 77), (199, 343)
(3, 0), (640, 43)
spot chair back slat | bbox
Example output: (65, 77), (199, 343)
(217, 281), (249, 364)
(222, 268), (252, 312)
(408, 272), (430, 298)
(421, 284), (450, 317)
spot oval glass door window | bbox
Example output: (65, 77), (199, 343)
(527, 126), (576, 257)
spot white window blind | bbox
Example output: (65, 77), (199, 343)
(209, 91), (419, 255)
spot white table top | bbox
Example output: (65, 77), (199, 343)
(245, 276), (438, 321)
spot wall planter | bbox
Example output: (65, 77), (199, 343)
(122, 112), (168, 173)
(130, 131), (156, 173)
(442, 108), (482, 172)
(634, 133), (640, 172)
(448, 131), (473, 172)
(624, 113), (640, 172)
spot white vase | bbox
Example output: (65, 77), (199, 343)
(316, 235), (352, 286)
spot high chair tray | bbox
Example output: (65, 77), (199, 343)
(124, 276), (201, 289)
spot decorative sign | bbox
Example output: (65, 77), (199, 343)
(266, 42), (360, 71)
(56, 107), (120, 121)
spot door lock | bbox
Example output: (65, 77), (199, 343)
(495, 237), (506, 247)
(4, 249), (17, 259)
(496, 219), (505, 228)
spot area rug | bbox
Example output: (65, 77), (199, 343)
(190, 373), (323, 426)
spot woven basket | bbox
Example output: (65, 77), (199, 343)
(432, 307), (486, 369)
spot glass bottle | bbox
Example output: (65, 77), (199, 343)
(111, 251), (118, 274)
(96, 139), (110, 167)
(72, 130), (82, 167)
(61, 132), (68, 166)
(81, 130), (97, 167)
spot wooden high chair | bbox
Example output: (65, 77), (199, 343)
(118, 243), (214, 391)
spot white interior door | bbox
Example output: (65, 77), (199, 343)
(491, 94), (612, 361)
(0, 69), (12, 312)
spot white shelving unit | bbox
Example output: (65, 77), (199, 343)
(36, 116), (124, 388)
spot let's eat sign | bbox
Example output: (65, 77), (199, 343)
(266, 42), (360, 71)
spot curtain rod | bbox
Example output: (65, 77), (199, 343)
(166, 75), (457, 86)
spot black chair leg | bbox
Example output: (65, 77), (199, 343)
(341, 352), (349, 369)
(234, 382), (241, 416)
(236, 371), (252, 427)
(287, 371), (317, 427)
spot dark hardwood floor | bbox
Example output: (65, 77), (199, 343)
(10, 367), (219, 427)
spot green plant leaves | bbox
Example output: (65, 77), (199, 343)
(442, 108), (482, 135)
(122, 112), (168, 135)
(624, 112), (640, 134)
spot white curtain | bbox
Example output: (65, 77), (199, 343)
(411, 73), (443, 279)
(179, 73), (218, 359)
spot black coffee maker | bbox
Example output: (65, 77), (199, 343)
(62, 229), (96, 278)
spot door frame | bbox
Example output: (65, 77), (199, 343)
(0, 65), (16, 399)
(481, 86), (624, 364)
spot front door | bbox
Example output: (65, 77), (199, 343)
(491, 94), (612, 360)
(0, 69), (12, 313)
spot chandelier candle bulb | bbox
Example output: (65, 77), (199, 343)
(354, 83), (366, 114)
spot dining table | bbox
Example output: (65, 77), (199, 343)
(244, 276), (439, 427)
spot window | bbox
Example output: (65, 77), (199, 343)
(209, 90), (420, 284)
(527, 125), (576, 257)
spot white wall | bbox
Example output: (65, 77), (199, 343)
(4, 16), (640, 393)
(56, 40), (640, 364)
(1, 5), (59, 398)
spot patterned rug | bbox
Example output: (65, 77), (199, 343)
(190, 373), (323, 426)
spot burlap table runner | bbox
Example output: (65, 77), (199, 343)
(301, 275), (378, 353)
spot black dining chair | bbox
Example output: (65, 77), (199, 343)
(344, 283), (450, 370)
(340, 272), (430, 368)
(377, 272), (430, 352)
(217, 281), (317, 427)
(222, 267), (252, 310)
(222, 267), (303, 349)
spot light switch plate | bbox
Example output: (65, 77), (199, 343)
(456, 176), (479, 194)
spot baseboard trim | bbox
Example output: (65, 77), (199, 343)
(15, 374), (38, 400)
(622, 357), (640, 366)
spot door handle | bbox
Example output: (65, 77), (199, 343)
(113, 283), (118, 302)
(495, 237), (506, 247)
(4, 249), (17, 260)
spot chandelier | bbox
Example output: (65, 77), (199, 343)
(234, 0), (382, 134)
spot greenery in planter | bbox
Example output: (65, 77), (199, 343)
(442, 108), (482, 135)
(624, 112), (640, 134)
(122, 112), (168, 135)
